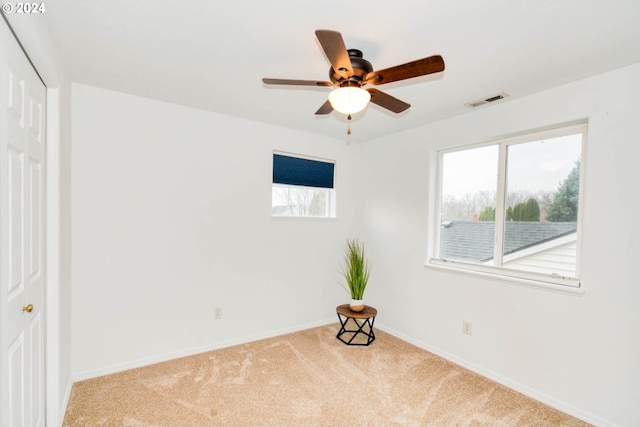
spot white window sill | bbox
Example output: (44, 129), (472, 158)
(426, 259), (585, 295)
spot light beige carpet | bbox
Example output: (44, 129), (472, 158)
(63, 325), (590, 427)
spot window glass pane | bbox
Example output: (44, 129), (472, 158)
(439, 145), (498, 262)
(433, 125), (585, 286)
(272, 184), (335, 217)
(503, 134), (582, 277)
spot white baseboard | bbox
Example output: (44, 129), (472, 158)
(72, 317), (336, 382)
(375, 323), (615, 427)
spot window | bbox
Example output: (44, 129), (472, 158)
(432, 124), (586, 287)
(272, 152), (336, 218)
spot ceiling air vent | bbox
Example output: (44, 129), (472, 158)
(465, 92), (510, 108)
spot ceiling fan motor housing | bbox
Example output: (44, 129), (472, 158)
(330, 49), (373, 87)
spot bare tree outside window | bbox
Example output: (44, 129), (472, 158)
(272, 185), (332, 217)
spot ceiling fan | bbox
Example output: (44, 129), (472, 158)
(262, 29), (445, 124)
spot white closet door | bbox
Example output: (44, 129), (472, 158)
(1, 20), (46, 427)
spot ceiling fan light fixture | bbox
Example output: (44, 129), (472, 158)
(328, 87), (371, 114)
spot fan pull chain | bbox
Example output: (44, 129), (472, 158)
(347, 114), (352, 135)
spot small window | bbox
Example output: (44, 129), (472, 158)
(431, 124), (586, 287)
(272, 153), (336, 218)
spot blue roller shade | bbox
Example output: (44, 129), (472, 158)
(273, 154), (334, 189)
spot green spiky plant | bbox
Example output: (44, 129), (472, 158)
(342, 239), (370, 300)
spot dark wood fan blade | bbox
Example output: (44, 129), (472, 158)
(315, 30), (353, 79)
(315, 99), (333, 115)
(367, 88), (410, 113)
(262, 78), (333, 86)
(365, 55), (445, 85)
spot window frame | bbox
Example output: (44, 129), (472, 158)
(271, 151), (337, 219)
(429, 123), (587, 289)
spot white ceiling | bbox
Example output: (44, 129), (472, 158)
(42, 0), (640, 143)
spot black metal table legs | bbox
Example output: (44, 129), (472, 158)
(336, 313), (376, 346)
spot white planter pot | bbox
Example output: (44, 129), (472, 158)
(350, 299), (364, 312)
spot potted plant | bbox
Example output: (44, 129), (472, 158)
(342, 239), (370, 312)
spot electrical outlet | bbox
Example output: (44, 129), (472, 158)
(462, 320), (472, 336)
(213, 306), (222, 319)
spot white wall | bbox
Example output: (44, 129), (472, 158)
(71, 84), (358, 378)
(356, 63), (640, 426)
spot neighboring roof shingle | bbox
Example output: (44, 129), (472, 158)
(440, 221), (577, 262)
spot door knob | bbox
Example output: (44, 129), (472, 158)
(22, 304), (33, 313)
